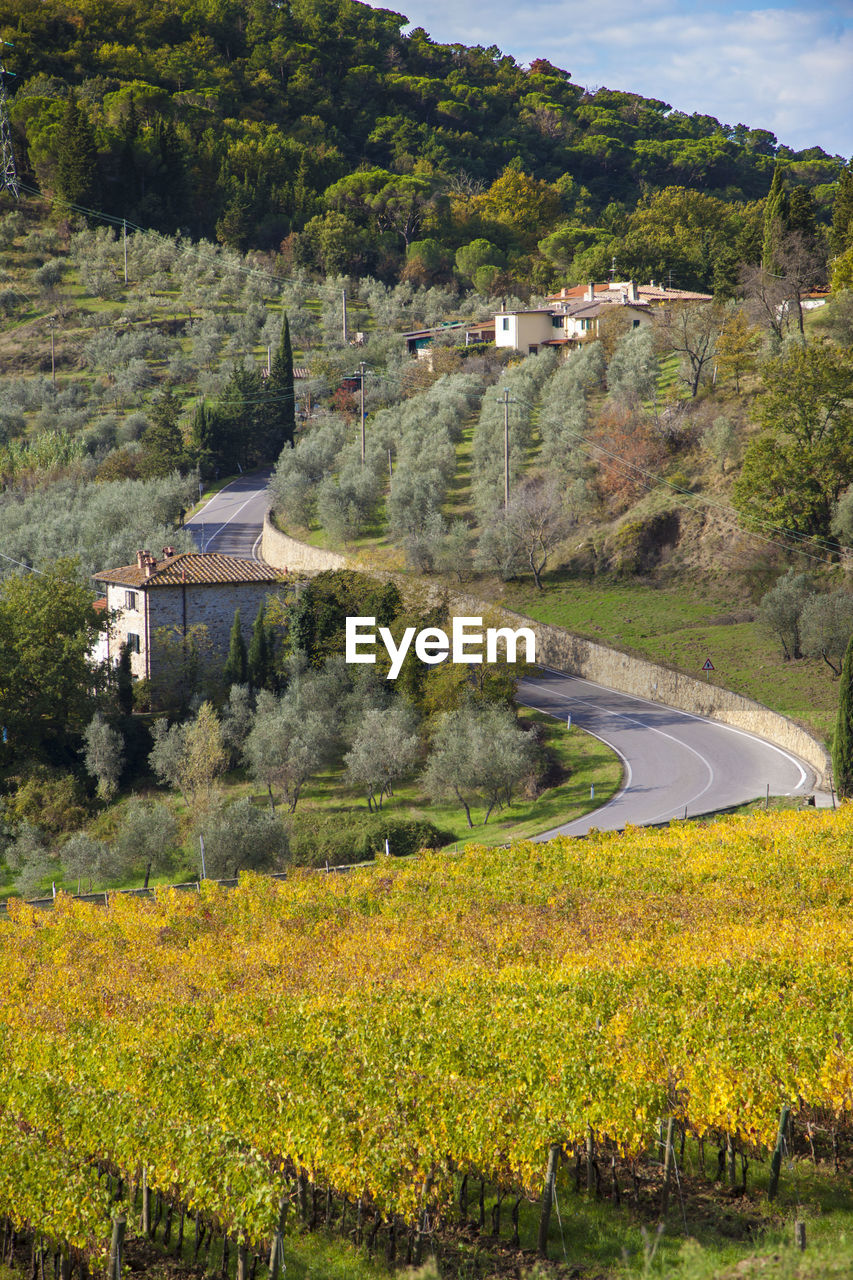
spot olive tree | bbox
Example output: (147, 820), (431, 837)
(83, 712), (125, 800)
(800, 591), (853, 677)
(194, 799), (289, 878)
(758, 569), (815, 660)
(423, 702), (535, 826)
(344, 704), (421, 810)
(243, 685), (336, 812)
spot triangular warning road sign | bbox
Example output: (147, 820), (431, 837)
(702, 658), (715, 672)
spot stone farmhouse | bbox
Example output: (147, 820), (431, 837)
(93, 550), (282, 683)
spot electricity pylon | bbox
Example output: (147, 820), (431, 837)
(0, 42), (19, 198)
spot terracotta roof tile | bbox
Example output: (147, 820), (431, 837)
(94, 552), (282, 588)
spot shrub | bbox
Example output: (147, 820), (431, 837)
(287, 812), (453, 867)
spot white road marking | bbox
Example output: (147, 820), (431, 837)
(519, 681), (716, 824)
(531, 667), (811, 790)
(186, 475), (249, 522)
(188, 489), (263, 549)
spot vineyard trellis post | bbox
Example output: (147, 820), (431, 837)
(107, 1214), (125, 1280)
(768, 1103), (791, 1200)
(537, 1142), (561, 1257)
(660, 1117), (675, 1215)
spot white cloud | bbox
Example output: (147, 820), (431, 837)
(370, 1), (853, 155)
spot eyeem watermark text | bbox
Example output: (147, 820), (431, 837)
(345, 615), (536, 680)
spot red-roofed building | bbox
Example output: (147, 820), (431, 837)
(93, 550), (283, 685)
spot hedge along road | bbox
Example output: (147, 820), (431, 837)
(186, 473), (818, 835)
(518, 668), (816, 838)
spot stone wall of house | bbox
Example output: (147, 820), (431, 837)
(104, 583), (147, 679)
(104, 579), (285, 683)
(260, 525), (831, 784)
(262, 512), (348, 573)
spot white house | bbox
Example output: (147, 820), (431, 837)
(93, 550), (283, 683)
(495, 279), (710, 354)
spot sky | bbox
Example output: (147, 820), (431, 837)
(365, 0), (853, 158)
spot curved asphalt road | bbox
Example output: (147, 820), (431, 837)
(184, 470), (272, 558)
(519, 668), (815, 837)
(185, 471), (819, 832)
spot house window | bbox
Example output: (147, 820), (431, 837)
(125, 590), (138, 610)
(501, 317), (510, 331)
(126, 633), (141, 654)
(632, 319), (641, 328)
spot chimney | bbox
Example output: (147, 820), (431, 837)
(585, 282), (595, 302)
(136, 550), (146, 569)
(650, 279), (655, 288)
(144, 554), (156, 578)
(620, 289), (628, 305)
(162, 546), (176, 558)
(629, 280), (639, 302)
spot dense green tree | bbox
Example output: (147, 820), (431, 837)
(55, 93), (102, 208)
(762, 165), (788, 274)
(140, 388), (185, 477)
(247, 605), (271, 690)
(1, 0), (837, 280)
(831, 158), (853, 256)
(0, 559), (101, 755)
(733, 343), (853, 538)
(115, 640), (134, 717)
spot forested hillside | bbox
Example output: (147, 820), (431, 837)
(1, 0), (845, 291)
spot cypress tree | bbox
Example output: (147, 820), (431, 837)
(189, 401), (217, 478)
(224, 610), (248, 686)
(264, 312), (296, 458)
(115, 641), (134, 717)
(833, 634), (853, 799)
(762, 165), (788, 274)
(831, 158), (853, 256)
(247, 606), (269, 690)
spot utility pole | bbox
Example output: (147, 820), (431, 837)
(359, 360), (367, 465)
(122, 219), (128, 285)
(502, 387), (511, 510)
(342, 288), (348, 345)
(48, 316), (56, 388)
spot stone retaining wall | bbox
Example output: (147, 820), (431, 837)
(261, 514), (831, 785)
(262, 512), (348, 573)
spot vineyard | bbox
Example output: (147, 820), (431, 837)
(2, 805), (853, 1276)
